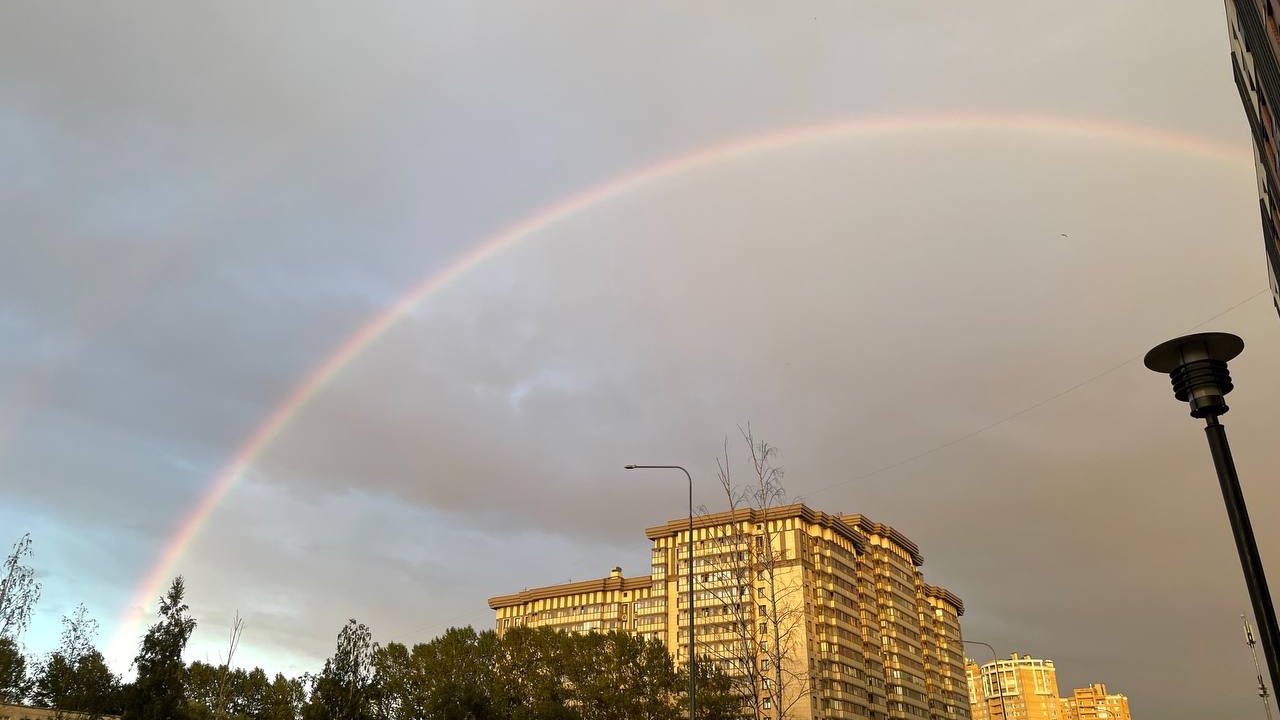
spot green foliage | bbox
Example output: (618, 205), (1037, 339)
(235, 667), (272, 718)
(32, 603), (123, 717)
(306, 619), (377, 720)
(184, 660), (222, 719)
(10, 578), (738, 720)
(187, 662), (302, 720)
(0, 637), (31, 703)
(344, 624), (736, 720)
(687, 659), (740, 720)
(258, 673), (305, 720)
(0, 534), (42, 642)
(126, 576), (198, 720)
(34, 650), (123, 716)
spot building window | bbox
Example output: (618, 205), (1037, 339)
(763, 697), (773, 709)
(760, 604), (768, 615)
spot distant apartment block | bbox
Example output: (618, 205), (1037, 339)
(1060, 684), (1131, 720)
(0, 706), (119, 720)
(965, 655), (1132, 720)
(489, 503), (971, 720)
(1224, 0), (1280, 317)
(965, 654), (1064, 720)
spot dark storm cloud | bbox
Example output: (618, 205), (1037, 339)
(2, 2), (1277, 718)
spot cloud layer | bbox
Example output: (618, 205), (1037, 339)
(2, 2), (1277, 717)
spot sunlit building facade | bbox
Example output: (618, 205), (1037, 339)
(489, 503), (970, 720)
(1224, 0), (1280, 317)
(965, 656), (1134, 720)
(1059, 684), (1131, 720)
(0, 706), (118, 720)
(965, 654), (1064, 720)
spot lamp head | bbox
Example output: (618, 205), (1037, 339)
(1144, 332), (1244, 419)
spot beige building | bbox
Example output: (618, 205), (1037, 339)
(965, 654), (1064, 720)
(489, 503), (970, 720)
(1059, 684), (1131, 720)
(1223, 0), (1280, 318)
(0, 706), (119, 720)
(965, 656), (1133, 720)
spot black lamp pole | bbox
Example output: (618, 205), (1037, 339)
(626, 464), (695, 719)
(963, 640), (1007, 720)
(1145, 332), (1280, 704)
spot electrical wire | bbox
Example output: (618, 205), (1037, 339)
(805, 288), (1269, 498)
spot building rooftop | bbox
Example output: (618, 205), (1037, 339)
(641, 502), (922, 563)
(487, 568), (651, 609)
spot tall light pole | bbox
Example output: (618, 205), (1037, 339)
(1145, 332), (1280, 705)
(964, 640), (1007, 720)
(626, 464), (695, 720)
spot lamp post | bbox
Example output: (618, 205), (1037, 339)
(1144, 332), (1280, 704)
(964, 640), (1007, 720)
(626, 464), (695, 720)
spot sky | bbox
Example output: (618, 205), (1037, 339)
(2, 1), (1279, 717)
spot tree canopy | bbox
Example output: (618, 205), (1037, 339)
(3, 539), (741, 720)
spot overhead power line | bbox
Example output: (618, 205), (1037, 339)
(806, 288), (1269, 498)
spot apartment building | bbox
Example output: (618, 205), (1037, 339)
(0, 706), (118, 720)
(1224, 0), (1280, 317)
(965, 654), (1064, 720)
(965, 656), (1134, 720)
(489, 503), (969, 720)
(1060, 684), (1131, 720)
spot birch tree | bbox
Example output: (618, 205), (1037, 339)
(0, 534), (41, 642)
(695, 427), (810, 720)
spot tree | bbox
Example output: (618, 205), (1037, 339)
(185, 661), (222, 720)
(235, 668), (271, 719)
(694, 427), (810, 720)
(33, 603), (123, 718)
(492, 626), (577, 720)
(35, 652), (121, 718)
(0, 637), (31, 703)
(127, 576), (198, 720)
(685, 659), (740, 720)
(488, 627), (734, 720)
(571, 631), (682, 720)
(369, 642), (410, 720)
(306, 619), (377, 720)
(416, 627), (501, 720)
(260, 673), (305, 720)
(0, 534), (42, 642)
(214, 613), (246, 720)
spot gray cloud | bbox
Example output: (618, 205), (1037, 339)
(3, 2), (1277, 717)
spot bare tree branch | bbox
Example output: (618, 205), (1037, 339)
(692, 427), (810, 720)
(213, 611), (244, 720)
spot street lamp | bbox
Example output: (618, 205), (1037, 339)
(626, 464), (696, 720)
(963, 640), (1007, 720)
(1145, 332), (1280, 704)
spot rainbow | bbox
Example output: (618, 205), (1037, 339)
(105, 111), (1251, 661)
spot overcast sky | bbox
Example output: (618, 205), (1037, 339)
(3, 2), (1279, 717)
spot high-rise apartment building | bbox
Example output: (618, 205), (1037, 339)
(1224, 0), (1280, 317)
(965, 656), (1133, 720)
(489, 503), (970, 720)
(1059, 684), (1131, 720)
(965, 654), (1064, 720)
